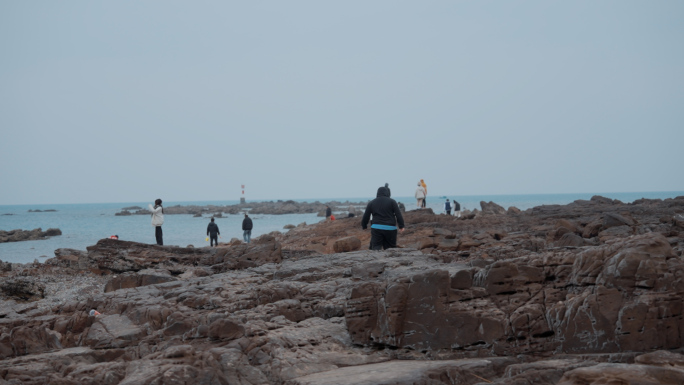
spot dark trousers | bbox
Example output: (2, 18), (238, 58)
(370, 228), (397, 250)
(155, 226), (163, 245)
(210, 235), (218, 246)
(422, 198), (426, 208)
(446, 210), (451, 215)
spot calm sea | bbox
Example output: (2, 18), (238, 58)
(1, 192), (682, 264)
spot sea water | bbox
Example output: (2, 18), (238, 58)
(1, 192), (682, 264)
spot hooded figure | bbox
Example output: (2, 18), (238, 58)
(362, 186), (405, 250)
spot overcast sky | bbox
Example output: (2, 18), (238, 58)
(1, 1), (682, 205)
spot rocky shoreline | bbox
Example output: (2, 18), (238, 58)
(115, 200), (369, 217)
(0, 195), (683, 384)
(0, 228), (62, 243)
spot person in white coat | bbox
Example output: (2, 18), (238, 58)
(148, 198), (164, 245)
(415, 182), (426, 208)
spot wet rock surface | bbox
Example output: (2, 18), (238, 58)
(0, 195), (683, 384)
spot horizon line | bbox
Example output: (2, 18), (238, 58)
(1, 190), (683, 207)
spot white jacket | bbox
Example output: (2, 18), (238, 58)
(415, 186), (426, 199)
(149, 204), (164, 227)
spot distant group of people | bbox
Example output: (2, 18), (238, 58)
(414, 180), (461, 216)
(444, 198), (461, 217)
(360, 180), (464, 250)
(147, 198), (254, 247)
(147, 181), (460, 250)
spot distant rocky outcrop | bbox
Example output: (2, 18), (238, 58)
(0, 228), (62, 243)
(27, 209), (57, 212)
(0, 195), (683, 384)
(113, 200), (370, 216)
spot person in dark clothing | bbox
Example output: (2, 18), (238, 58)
(361, 186), (405, 250)
(453, 200), (461, 218)
(207, 217), (220, 247)
(325, 206), (332, 220)
(242, 213), (253, 243)
(444, 199), (452, 215)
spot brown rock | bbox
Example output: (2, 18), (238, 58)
(582, 219), (603, 238)
(333, 236), (361, 253)
(603, 212), (635, 229)
(208, 319), (245, 340)
(555, 233), (585, 247)
(104, 271), (177, 292)
(480, 201), (507, 215)
(557, 363), (684, 385)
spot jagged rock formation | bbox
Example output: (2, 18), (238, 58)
(0, 195), (683, 384)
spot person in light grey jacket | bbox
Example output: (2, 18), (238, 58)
(148, 198), (164, 245)
(415, 182), (426, 208)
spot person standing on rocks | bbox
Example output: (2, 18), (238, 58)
(242, 213), (253, 243)
(362, 186), (405, 250)
(415, 182), (426, 208)
(148, 198), (164, 245)
(207, 218), (220, 247)
(444, 199), (452, 215)
(453, 200), (461, 218)
(420, 179), (427, 208)
(325, 205), (332, 221)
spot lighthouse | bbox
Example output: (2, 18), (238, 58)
(240, 184), (246, 204)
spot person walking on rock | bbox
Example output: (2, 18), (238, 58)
(362, 186), (405, 250)
(453, 200), (461, 218)
(420, 179), (427, 208)
(415, 182), (426, 208)
(207, 217), (220, 247)
(325, 205), (332, 221)
(444, 199), (452, 215)
(149, 198), (164, 245)
(242, 213), (253, 243)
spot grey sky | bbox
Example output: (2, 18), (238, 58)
(1, 1), (682, 205)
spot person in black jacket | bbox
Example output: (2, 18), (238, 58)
(361, 186), (405, 250)
(453, 200), (461, 218)
(207, 218), (220, 247)
(325, 206), (332, 220)
(242, 213), (253, 243)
